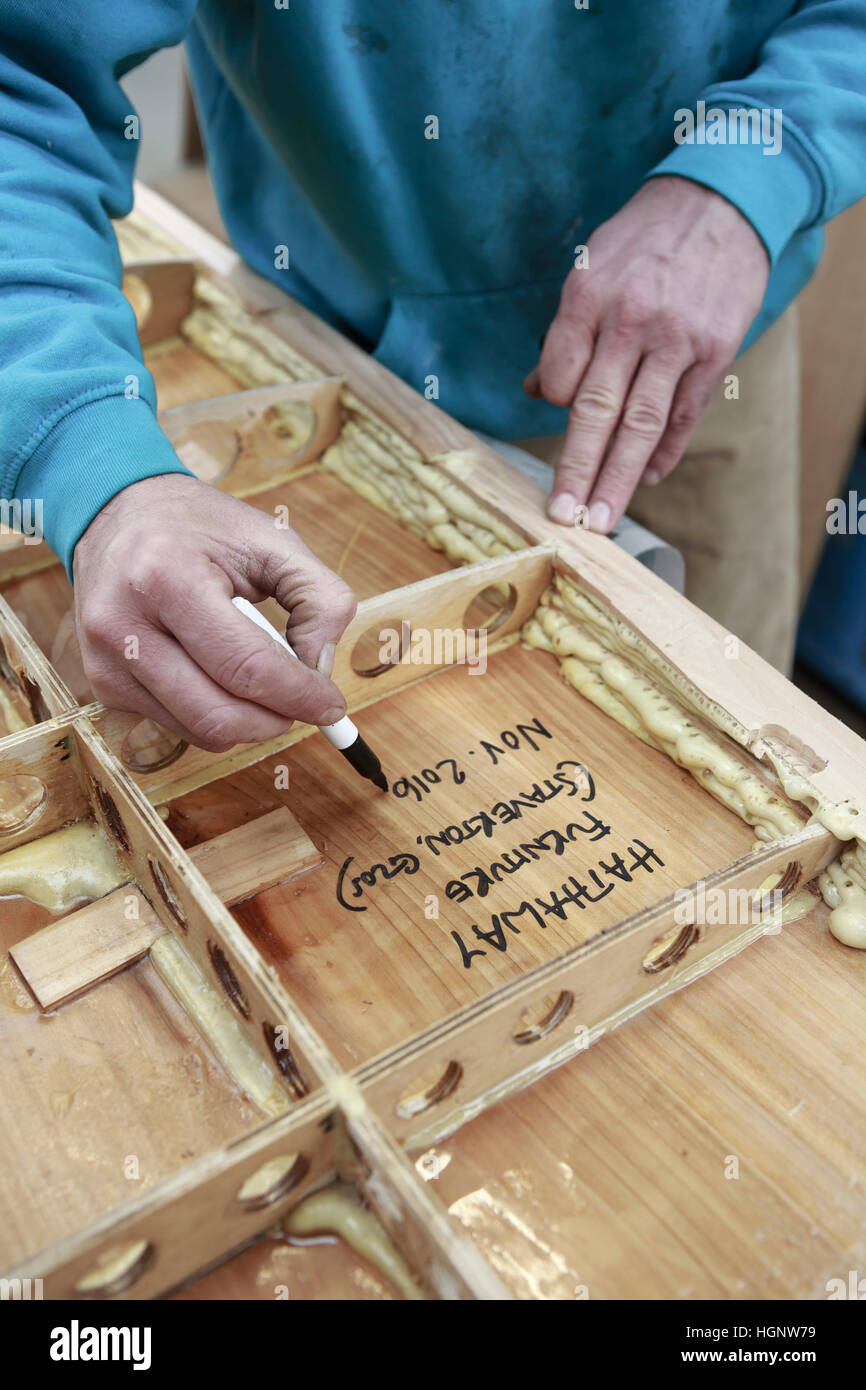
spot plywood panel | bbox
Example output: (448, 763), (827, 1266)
(422, 902), (866, 1300)
(0, 952), (258, 1269)
(145, 338), (242, 409)
(165, 642), (756, 1067)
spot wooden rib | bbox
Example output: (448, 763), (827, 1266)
(6, 1093), (336, 1299)
(334, 1079), (511, 1299)
(158, 379), (344, 495)
(351, 823), (839, 1149)
(0, 718), (90, 850)
(68, 717), (344, 1100)
(122, 259), (196, 345)
(4, 1075), (507, 1300)
(278, 542), (554, 710)
(0, 597), (76, 725)
(10, 807), (323, 1010)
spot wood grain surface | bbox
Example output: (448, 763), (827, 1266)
(177, 898), (865, 1300)
(0, 949), (258, 1271)
(163, 640), (755, 1067)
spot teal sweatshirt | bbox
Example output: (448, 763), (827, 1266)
(2, 1), (865, 577)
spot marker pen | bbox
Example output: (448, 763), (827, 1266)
(231, 596), (388, 792)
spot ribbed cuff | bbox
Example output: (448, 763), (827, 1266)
(645, 105), (822, 265)
(15, 393), (195, 582)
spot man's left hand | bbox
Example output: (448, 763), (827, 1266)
(524, 175), (770, 531)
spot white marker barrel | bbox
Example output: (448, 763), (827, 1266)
(231, 596), (357, 749)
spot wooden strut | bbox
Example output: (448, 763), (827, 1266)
(158, 378), (345, 496)
(10, 807), (323, 1010)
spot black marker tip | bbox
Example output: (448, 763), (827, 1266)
(339, 733), (388, 794)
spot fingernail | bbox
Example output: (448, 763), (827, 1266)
(320, 705), (346, 726)
(588, 501), (611, 532)
(316, 642), (336, 678)
(547, 492), (579, 525)
(643, 469), (661, 486)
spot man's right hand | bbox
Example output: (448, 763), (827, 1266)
(72, 473), (357, 753)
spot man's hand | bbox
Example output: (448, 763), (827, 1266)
(524, 176), (770, 530)
(72, 473), (357, 752)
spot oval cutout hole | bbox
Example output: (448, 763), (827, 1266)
(0, 775), (47, 835)
(263, 1021), (310, 1100)
(74, 1238), (155, 1298)
(207, 940), (251, 1019)
(642, 922), (700, 975)
(764, 860), (802, 904)
(258, 400), (316, 460)
(148, 855), (186, 928)
(0, 640), (26, 699)
(395, 1060), (462, 1119)
(351, 619), (409, 678)
(462, 582), (517, 635)
(22, 673), (51, 725)
(236, 1153), (309, 1211)
(89, 779), (130, 853)
(174, 421), (240, 484)
(513, 990), (574, 1045)
(121, 719), (188, 774)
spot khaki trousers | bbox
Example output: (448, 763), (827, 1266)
(513, 308), (801, 673)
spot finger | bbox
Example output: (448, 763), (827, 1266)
(85, 657), (235, 754)
(237, 515), (358, 669)
(523, 331), (551, 398)
(89, 628), (301, 752)
(641, 362), (721, 486)
(523, 366), (542, 398)
(146, 565), (347, 727)
(547, 327), (641, 523)
(88, 659), (197, 742)
(536, 283), (595, 408)
(585, 353), (686, 528)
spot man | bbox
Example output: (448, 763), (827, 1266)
(1, 2), (863, 751)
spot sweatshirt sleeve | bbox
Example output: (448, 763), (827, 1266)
(647, 0), (866, 265)
(0, 2), (199, 579)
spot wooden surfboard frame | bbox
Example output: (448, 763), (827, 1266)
(0, 184), (863, 1302)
